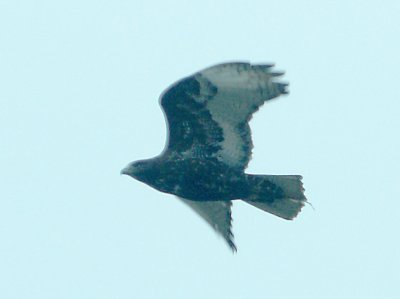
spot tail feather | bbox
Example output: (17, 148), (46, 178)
(242, 175), (307, 220)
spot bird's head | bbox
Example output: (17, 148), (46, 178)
(120, 159), (156, 182)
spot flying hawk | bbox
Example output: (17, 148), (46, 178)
(121, 62), (306, 252)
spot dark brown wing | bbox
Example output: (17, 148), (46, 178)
(160, 76), (223, 159)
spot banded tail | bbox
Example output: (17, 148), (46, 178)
(243, 174), (307, 220)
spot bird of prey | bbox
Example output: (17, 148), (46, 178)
(121, 62), (306, 252)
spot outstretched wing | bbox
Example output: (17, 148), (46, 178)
(177, 198), (236, 252)
(160, 62), (288, 170)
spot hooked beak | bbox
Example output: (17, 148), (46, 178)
(120, 165), (130, 175)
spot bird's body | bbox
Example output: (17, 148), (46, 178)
(133, 158), (248, 201)
(122, 62), (306, 251)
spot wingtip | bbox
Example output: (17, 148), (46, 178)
(252, 63), (275, 71)
(228, 239), (238, 253)
(277, 82), (289, 95)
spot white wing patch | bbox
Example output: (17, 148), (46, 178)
(196, 63), (287, 169)
(215, 122), (244, 165)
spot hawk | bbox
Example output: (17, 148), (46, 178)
(121, 62), (306, 251)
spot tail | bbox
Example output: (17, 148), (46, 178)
(242, 174), (307, 220)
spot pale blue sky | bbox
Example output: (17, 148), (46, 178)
(1, 1), (400, 298)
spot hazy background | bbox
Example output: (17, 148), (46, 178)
(1, 1), (399, 298)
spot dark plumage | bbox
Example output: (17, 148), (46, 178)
(121, 62), (307, 251)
